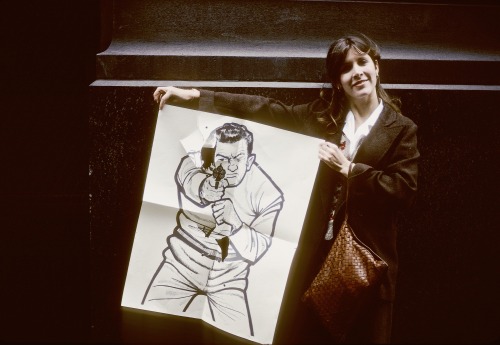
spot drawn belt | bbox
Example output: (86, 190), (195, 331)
(176, 215), (237, 262)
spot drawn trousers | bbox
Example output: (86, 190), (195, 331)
(143, 236), (254, 336)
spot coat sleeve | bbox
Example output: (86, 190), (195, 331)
(349, 120), (419, 211)
(198, 90), (324, 134)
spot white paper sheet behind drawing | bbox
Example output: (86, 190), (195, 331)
(122, 105), (322, 344)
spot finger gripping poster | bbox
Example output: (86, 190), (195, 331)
(122, 105), (322, 344)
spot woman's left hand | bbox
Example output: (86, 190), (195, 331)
(318, 141), (352, 177)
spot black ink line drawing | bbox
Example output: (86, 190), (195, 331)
(142, 122), (284, 336)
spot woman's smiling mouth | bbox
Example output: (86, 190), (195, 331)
(352, 79), (367, 87)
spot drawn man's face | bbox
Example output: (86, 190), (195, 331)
(214, 139), (255, 187)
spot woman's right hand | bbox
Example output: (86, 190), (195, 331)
(153, 86), (200, 110)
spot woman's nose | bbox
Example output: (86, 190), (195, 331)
(352, 64), (363, 77)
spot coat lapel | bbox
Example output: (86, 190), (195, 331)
(353, 106), (402, 167)
(316, 106), (404, 220)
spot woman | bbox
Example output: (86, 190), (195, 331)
(153, 33), (419, 344)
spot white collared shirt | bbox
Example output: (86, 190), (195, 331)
(342, 100), (384, 158)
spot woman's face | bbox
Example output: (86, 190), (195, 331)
(339, 47), (379, 103)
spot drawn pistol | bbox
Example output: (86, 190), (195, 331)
(206, 164), (229, 260)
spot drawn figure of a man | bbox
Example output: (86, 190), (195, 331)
(142, 122), (284, 336)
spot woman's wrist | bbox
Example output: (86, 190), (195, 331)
(340, 162), (354, 177)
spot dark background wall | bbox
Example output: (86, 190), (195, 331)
(1, 1), (101, 343)
(2, 0), (499, 344)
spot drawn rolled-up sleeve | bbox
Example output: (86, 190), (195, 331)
(230, 191), (284, 264)
(176, 155), (208, 206)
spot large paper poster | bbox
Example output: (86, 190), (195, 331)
(122, 105), (322, 344)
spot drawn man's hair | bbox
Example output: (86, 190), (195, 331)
(201, 122), (254, 169)
(215, 122), (254, 154)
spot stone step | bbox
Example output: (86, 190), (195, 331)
(96, 39), (500, 84)
(96, 0), (500, 85)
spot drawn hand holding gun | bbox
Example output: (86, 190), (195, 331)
(200, 164), (243, 260)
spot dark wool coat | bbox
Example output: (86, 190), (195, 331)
(197, 90), (419, 343)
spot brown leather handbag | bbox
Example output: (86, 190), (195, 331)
(302, 165), (388, 342)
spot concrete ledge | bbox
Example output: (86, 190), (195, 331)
(96, 51), (500, 84)
(96, 0), (500, 84)
(91, 79), (500, 91)
(110, 0), (499, 50)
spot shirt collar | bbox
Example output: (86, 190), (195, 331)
(343, 100), (383, 139)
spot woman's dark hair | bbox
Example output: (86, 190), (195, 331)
(317, 33), (401, 133)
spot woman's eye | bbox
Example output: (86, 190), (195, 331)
(340, 65), (351, 73)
